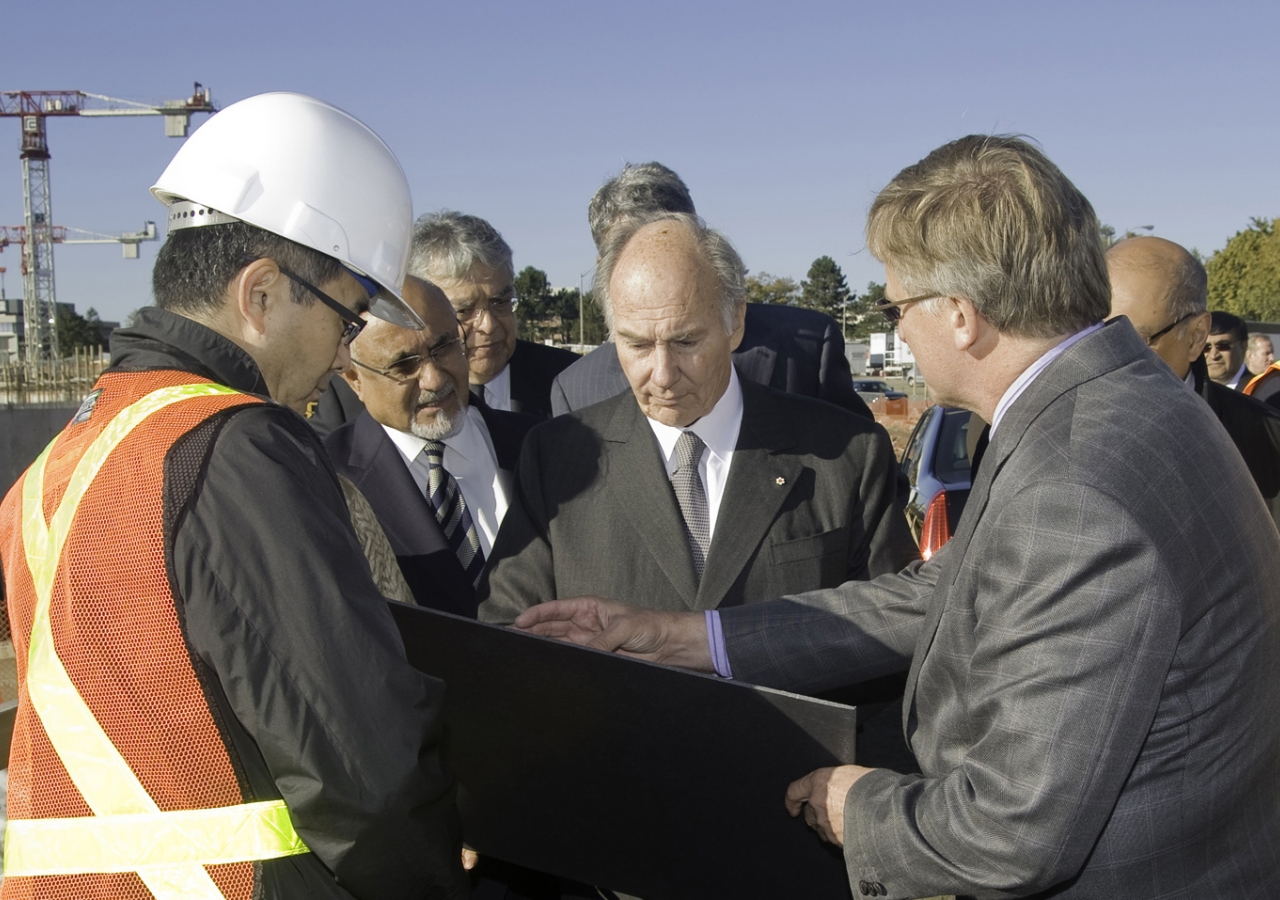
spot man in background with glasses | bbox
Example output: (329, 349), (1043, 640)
(410, 211), (579, 419)
(325, 276), (539, 618)
(1205, 311), (1252, 389)
(1107, 235), (1280, 527)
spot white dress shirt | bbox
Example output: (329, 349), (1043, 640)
(480, 365), (512, 411)
(1227, 363), (1249, 391)
(990, 322), (1103, 436)
(643, 368), (744, 541)
(381, 405), (511, 556)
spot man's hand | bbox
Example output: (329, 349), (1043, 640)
(461, 847), (478, 871)
(514, 597), (714, 671)
(785, 765), (875, 846)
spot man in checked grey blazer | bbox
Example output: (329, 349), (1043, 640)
(517, 136), (1280, 899)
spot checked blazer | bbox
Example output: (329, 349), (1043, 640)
(720, 319), (1280, 899)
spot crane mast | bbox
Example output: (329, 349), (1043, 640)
(0, 84), (215, 363)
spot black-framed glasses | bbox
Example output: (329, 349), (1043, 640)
(455, 296), (520, 326)
(239, 255), (366, 345)
(1144, 311), (1196, 346)
(276, 264), (366, 346)
(872, 293), (942, 323)
(350, 337), (464, 385)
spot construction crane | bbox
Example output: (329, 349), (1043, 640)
(0, 83), (216, 362)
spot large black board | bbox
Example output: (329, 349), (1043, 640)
(390, 601), (858, 900)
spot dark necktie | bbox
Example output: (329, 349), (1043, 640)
(419, 441), (485, 587)
(671, 431), (711, 578)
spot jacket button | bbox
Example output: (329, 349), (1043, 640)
(874, 883), (886, 896)
(858, 881), (870, 895)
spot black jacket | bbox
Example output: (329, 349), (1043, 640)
(110, 307), (468, 900)
(1194, 356), (1280, 528)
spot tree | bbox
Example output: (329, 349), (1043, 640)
(514, 266), (555, 341)
(844, 281), (885, 343)
(55, 306), (100, 354)
(798, 256), (851, 321)
(1206, 217), (1280, 321)
(744, 272), (798, 306)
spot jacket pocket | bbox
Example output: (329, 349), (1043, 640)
(768, 527), (847, 565)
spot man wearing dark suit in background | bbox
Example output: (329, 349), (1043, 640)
(1204, 310), (1251, 390)
(326, 276), (537, 617)
(550, 162), (871, 420)
(481, 211), (915, 631)
(1107, 235), (1280, 529)
(518, 136), (1280, 899)
(413, 211), (578, 418)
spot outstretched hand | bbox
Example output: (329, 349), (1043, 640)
(514, 597), (714, 671)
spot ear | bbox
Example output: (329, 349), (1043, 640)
(949, 296), (984, 352)
(341, 364), (365, 401)
(726, 302), (747, 353)
(232, 258), (288, 340)
(1183, 312), (1212, 366)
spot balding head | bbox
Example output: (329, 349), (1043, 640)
(595, 214), (747, 427)
(1106, 236), (1210, 379)
(344, 275), (471, 439)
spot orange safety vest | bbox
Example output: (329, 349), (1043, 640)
(1243, 360), (1280, 396)
(0, 369), (308, 900)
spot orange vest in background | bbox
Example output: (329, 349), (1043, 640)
(0, 369), (306, 900)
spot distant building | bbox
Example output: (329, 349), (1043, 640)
(0, 298), (118, 363)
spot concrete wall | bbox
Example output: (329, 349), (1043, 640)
(0, 406), (78, 495)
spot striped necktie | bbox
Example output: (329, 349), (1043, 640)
(419, 441), (485, 587)
(671, 430), (711, 578)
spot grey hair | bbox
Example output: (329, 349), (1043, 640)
(588, 162), (696, 251)
(866, 134), (1111, 339)
(408, 210), (513, 282)
(593, 212), (745, 335)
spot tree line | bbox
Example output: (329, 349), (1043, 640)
(512, 214), (1280, 348)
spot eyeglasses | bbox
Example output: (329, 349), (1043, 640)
(277, 265), (367, 346)
(350, 336), (464, 384)
(1204, 339), (1240, 354)
(239, 256), (367, 346)
(1144, 311), (1196, 345)
(455, 297), (520, 326)
(872, 293), (942, 323)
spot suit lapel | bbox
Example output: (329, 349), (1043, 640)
(697, 384), (800, 609)
(602, 400), (701, 607)
(477, 405), (528, 473)
(732, 345), (777, 389)
(347, 413), (447, 556)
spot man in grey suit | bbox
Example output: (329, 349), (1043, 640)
(516, 136), (1280, 898)
(479, 212), (916, 623)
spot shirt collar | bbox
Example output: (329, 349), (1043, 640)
(645, 367), (744, 466)
(990, 321), (1103, 435)
(382, 403), (482, 464)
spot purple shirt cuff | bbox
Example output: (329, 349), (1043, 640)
(705, 610), (733, 679)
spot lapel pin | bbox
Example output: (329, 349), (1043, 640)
(775, 476), (786, 486)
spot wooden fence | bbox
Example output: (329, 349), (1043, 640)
(0, 347), (108, 407)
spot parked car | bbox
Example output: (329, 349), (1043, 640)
(851, 379), (907, 400)
(899, 405), (973, 559)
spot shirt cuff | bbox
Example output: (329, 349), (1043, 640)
(705, 610), (733, 679)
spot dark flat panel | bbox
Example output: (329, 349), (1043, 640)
(390, 602), (858, 900)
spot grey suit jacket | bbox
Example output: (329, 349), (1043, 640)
(479, 380), (917, 622)
(721, 320), (1280, 899)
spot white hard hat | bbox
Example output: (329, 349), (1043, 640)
(152, 92), (422, 329)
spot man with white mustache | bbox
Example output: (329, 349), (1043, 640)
(325, 275), (539, 616)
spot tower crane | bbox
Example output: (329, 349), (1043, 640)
(0, 83), (216, 362)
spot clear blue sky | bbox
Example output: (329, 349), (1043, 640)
(2, 0), (1277, 326)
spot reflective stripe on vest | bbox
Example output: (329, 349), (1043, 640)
(4, 383), (309, 896)
(1243, 360), (1280, 396)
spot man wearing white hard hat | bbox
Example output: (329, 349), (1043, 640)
(0, 93), (469, 899)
